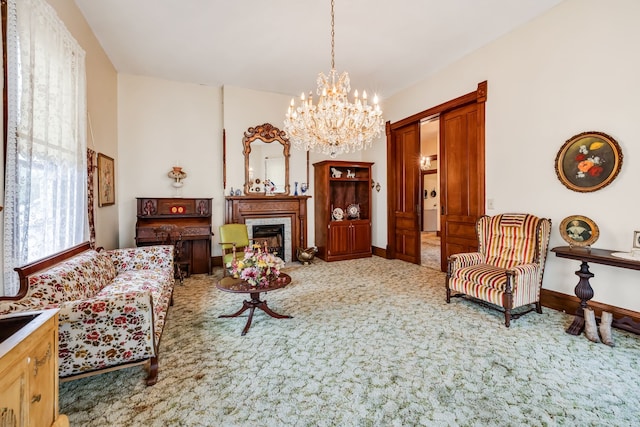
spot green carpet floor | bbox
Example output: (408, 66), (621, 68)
(60, 257), (640, 426)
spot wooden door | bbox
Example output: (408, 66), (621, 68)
(440, 102), (485, 271)
(386, 81), (486, 271)
(388, 122), (421, 264)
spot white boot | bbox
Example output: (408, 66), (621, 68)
(583, 307), (600, 343)
(599, 311), (615, 347)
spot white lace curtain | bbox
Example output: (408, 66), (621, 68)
(3, 0), (87, 295)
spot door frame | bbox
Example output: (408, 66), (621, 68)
(386, 81), (487, 265)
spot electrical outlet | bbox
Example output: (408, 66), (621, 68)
(487, 199), (495, 209)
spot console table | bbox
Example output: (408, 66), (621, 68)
(551, 246), (640, 335)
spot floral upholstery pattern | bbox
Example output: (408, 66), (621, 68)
(0, 245), (174, 382)
(446, 214), (551, 327)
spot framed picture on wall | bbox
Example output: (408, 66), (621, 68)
(559, 215), (599, 247)
(554, 131), (623, 193)
(97, 153), (115, 207)
(633, 231), (640, 250)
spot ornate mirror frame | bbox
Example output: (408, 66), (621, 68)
(243, 123), (291, 195)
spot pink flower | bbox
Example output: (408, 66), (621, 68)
(86, 331), (100, 341)
(92, 302), (107, 313)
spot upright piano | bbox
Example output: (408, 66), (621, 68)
(135, 197), (213, 275)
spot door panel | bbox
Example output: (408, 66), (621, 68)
(440, 102), (485, 270)
(390, 122), (421, 264)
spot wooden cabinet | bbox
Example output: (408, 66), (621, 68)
(0, 309), (68, 427)
(135, 198), (213, 274)
(313, 161), (374, 261)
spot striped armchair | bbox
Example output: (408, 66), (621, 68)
(446, 213), (552, 327)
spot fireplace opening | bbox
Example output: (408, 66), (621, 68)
(252, 224), (285, 260)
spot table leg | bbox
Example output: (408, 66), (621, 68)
(566, 260), (595, 335)
(218, 300), (251, 318)
(249, 292), (292, 319)
(219, 292), (292, 336)
(257, 300), (293, 319)
(242, 307), (256, 336)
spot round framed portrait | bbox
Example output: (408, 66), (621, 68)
(555, 131), (623, 193)
(559, 215), (599, 247)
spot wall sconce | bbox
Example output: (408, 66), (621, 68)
(371, 180), (381, 192)
(420, 156), (432, 171)
(168, 166), (187, 196)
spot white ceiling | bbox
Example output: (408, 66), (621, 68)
(74, 0), (564, 99)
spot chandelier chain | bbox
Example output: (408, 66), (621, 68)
(330, 0), (335, 70)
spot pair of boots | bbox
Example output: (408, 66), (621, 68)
(584, 308), (615, 346)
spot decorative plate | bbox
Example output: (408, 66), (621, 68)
(346, 203), (360, 219)
(559, 215), (599, 247)
(332, 207), (344, 221)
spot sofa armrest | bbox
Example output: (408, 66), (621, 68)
(506, 262), (542, 293)
(56, 291), (156, 377)
(106, 245), (174, 273)
(447, 252), (483, 272)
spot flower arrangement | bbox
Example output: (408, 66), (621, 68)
(227, 242), (285, 287)
(575, 142), (604, 179)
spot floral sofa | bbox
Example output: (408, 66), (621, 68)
(0, 242), (174, 385)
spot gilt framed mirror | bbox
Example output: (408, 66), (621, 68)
(243, 123), (291, 195)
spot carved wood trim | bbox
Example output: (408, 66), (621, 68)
(243, 123), (291, 195)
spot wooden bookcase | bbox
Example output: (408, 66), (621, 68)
(313, 161), (374, 262)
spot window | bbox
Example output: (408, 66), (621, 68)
(3, 0), (87, 295)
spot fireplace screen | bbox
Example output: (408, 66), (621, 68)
(252, 224), (285, 259)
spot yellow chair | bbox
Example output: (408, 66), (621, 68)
(219, 224), (251, 274)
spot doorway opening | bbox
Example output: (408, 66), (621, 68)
(419, 117), (440, 270)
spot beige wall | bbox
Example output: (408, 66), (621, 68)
(46, 0), (119, 250)
(382, 0), (640, 310)
(117, 75), (222, 250)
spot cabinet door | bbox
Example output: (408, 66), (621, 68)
(327, 222), (351, 257)
(351, 222), (372, 255)
(29, 337), (56, 427)
(0, 359), (28, 426)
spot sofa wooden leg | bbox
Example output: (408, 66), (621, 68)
(146, 356), (159, 386)
(536, 301), (542, 314)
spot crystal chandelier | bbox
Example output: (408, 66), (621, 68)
(284, 0), (384, 158)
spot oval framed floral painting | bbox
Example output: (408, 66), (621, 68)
(555, 131), (623, 192)
(559, 215), (599, 247)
